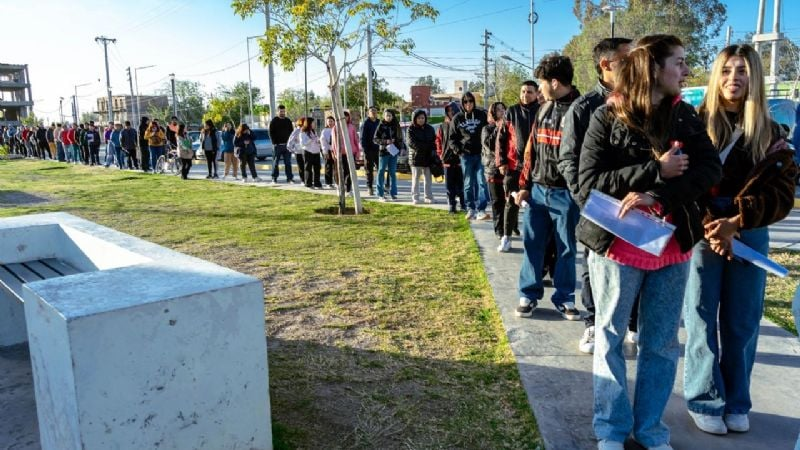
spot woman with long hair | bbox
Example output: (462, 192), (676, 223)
(176, 124), (193, 180)
(286, 117), (306, 185)
(200, 119), (219, 179)
(576, 35), (722, 449)
(299, 117), (322, 188)
(482, 101), (512, 250)
(220, 122), (238, 180)
(683, 44), (797, 436)
(234, 123), (261, 183)
(374, 109), (402, 201)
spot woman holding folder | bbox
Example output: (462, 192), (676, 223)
(575, 35), (722, 449)
(682, 44), (798, 436)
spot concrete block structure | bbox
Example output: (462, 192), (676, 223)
(0, 212), (272, 450)
(0, 63), (33, 127)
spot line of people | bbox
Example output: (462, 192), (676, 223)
(480, 35), (796, 450)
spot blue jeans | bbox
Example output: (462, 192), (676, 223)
(105, 144), (117, 167)
(683, 227), (769, 416)
(150, 145), (164, 171)
(272, 144), (294, 181)
(589, 251), (688, 447)
(115, 146), (125, 168)
(56, 142), (65, 161)
(518, 184), (579, 305)
(72, 144), (82, 163)
(460, 154), (488, 211)
(377, 154), (397, 197)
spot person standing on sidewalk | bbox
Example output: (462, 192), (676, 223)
(138, 117), (151, 172)
(321, 116), (335, 188)
(121, 120), (139, 170)
(483, 101), (510, 247)
(449, 92), (489, 220)
(176, 124), (194, 180)
(558, 37), (632, 354)
(360, 106), (381, 196)
(437, 102), (466, 213)
(407, 109), (437, 204)
(299, 117), (323, 189)
(374, 109), (402, 201)
(46, 123), (56, 160)
(87, 122), (101, 166)
(269, 104), (295, 184)
(514, 54), (582, 320)
(334, 111), (361, 194)
(576, 35), (722, 450)
(199, 119), (219, 179)
(289, 117), (307, 185)
(682, 44), (798, 437)
(220, 122), (238, 180)
(235, 124), (262, 183)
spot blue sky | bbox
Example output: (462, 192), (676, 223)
(3, 0), (798, 124)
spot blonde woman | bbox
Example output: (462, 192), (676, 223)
(683, 44), (798, 435)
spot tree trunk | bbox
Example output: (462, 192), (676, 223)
(328, 56), (363, 215)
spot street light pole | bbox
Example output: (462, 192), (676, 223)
(601, 5), (622, 38)
(134, 65), (155, 124)
(530, 0), (536, 77)
(304, 55), (309, 116)
(59, 97), (64, 124)
(169, 73), (177, 118)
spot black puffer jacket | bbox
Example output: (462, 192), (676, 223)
(481, 122), (502, 182)
(406, 115), (436, 167)
(576, 100), (723, 255)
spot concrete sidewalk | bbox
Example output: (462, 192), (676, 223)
(472, 213), (800, 450)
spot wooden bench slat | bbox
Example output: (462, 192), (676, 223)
(5, 263), (45, 284)
(0, 265), (24, 300)
(41, 258), (81, 276)
(24, 260), (62, 279)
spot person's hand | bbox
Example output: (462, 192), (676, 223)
(708, 235), (734, 259)
(515, 190), (530, 206)
(498, 164), (507, 175)
(618, 192), (655, 218)
(658, 144), (689, 179)
(704, 216), (739, 241)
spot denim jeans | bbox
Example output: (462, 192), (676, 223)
(518, 184), (579, 305)
(589, 251), (688, 447)
(460, 154), (488, 211)
(272, 144), (293, 181)
(377, 154), (398, 197)
(150, 145), (164, 171)
(56, 142), (65, 161)
(683, 227), (769, 416)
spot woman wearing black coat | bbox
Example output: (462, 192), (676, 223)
(406, 109), (437, 204)
(234, 124), (261, 183)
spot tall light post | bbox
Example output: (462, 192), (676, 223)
(529, 0), (537, 77)
(73, 82), (92, 124)
(246, 35), (261, 125)
(134, 65), (155, 124)
(59, 97), (64, 124)
(169, 73), (177, 118)
(601, 4), (623, 38)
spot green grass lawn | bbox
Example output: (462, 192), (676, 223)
(0, 160), (542, 449)
(765, 250), (800, 336)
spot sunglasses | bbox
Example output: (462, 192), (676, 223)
(463, 99), (475, 104)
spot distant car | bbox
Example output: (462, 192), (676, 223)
(250, 128), (273, 161)
(194, 131), (222, 160)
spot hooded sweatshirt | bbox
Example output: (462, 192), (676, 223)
(448, 107), (488, 157)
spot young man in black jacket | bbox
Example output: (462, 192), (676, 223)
(269, 105), (295, 183)
(121, 120), (140, 170)
(558, 37), (632, 353)
(449, 91), (489, 220)
(360, 106), (381, 196)
(515, 54), (582, 321)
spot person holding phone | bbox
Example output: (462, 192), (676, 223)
(575, 35), (722, 449)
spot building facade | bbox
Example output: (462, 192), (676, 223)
(95, 95), (169, 124)
(0, 63), (33, 126)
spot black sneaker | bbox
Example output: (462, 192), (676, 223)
(448, 204), (456, 214)
(515, 297), (537, 318)
(556, 302), (581, 321)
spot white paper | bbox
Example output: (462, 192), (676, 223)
(731, 239), (789, 278)
(581, 190), (676, 256)
(387, 143), (399, 157)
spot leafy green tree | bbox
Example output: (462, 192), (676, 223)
(21, 113), (40, 127)
(564, 0), (727, 92)
(278, 88), (325, 118)
(157, 80), (206, 125)
(492, 60), (531, 107)
(737, 34), (800, 82)
(203, 82), (262, 126)
(232, 0), (438, 214)
(414, 75), (443, 94)
(344, 73), (402, 110)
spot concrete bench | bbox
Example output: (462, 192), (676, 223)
(0, 213), (272, 450)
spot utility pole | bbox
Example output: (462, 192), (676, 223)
(246, 35), (260, 125)
(304, 56), (309, 116)
(529, 0), (536, 77)
(481, 30), (493, 109)
(71, 96), (77, 125)
(752, 0), (784, 96)
(134, 65), (155, 125)
(126, 68), (135, 124)
(367, 26), (374, 108)
(95, 36), (117, 122)
(169, 73), (177, 118)
(59, 97), (64, 124)
(264, 6), (276, 120)
(725, 26), (733, 47)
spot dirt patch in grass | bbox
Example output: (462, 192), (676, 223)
(0, 190), (61, 208)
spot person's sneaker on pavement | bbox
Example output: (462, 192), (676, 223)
(448, 204), (456, 214)
(465, 209), (477, 220)
(516, 297), (536, 318)
(475, 210), (490, 220)
(688, 411), (727, 435)
(271, 179), (278, 185)
(724, 413), (749, 432)
(497, 236), (511, 253)
(597, 439), (624, 450)
(556, 302), (581, 321)
(579, 325), (595, 354)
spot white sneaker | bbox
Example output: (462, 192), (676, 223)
(515, 297), (536, 318)
(412, 199), (420, 205)
(475, 210), (490, 220)
(270, 180), (278, 185)
(242, 178), (249, 183)
(724, 414), (749, 432)
(497, 236), (511, 253)
(626, 330), (639, 344)
(424, 198), (434, 204)
(465, 209), (477, 220)
(234, 176), (239, 180)
(254, 177), (263, 182)
(597, 440), (624, 450)
(688, 411), (727, 435)
(579, 326), (595, 354)
(379, 197), (388, 202)
(222, 175), (228, 180)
